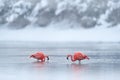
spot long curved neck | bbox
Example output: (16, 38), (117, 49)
(69, 55), (76, 62)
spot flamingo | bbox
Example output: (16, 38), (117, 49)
(30, 52), (49, 62)
(67, 52), (89, 63)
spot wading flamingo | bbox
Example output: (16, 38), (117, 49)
(30, 52), (49, 62)
(67, 52), (89, 63)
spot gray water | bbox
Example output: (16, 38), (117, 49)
(0, 41), (120, 80)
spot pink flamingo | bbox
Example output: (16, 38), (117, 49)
(30, 52), (49, 62)
(67, 52), (89, 63)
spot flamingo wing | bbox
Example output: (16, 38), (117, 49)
(74, 52), (85, 60)
(34, 52), (44, 60)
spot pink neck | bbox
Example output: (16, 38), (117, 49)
(69, 55), (76, 62)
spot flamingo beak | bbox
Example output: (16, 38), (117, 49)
(67, 57), (69, 60)
(47, 56), (49, 60)
(86, 57), (89, 60)
(84, 56), (89, 60)
(30, 55), (33, 58)
(30, 55), (32, 58)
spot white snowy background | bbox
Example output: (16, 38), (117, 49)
(0, 0), (120, 42)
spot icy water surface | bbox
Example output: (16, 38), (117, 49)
(0, 41), (120, 80)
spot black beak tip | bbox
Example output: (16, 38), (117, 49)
(47, 57), (49, 60)
(66, 57), (68, 60)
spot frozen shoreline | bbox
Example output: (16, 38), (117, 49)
(0, 26), (120, 42)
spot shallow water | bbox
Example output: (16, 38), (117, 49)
(0, 41), (120, 80)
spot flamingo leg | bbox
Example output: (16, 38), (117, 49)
(78, 60), (81, 64)
(37, 59), (40, 62)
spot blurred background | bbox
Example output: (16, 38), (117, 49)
(0, 0), (120, 42)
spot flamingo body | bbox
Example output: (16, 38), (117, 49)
(30, 52), (49, 62)
(67, 52), (89, 62)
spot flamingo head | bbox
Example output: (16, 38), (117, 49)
(84, 55), (89, 60)
(66, 54), (71, 60)
(30, 55), (35, 58)
(46, 56), (49, 60)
